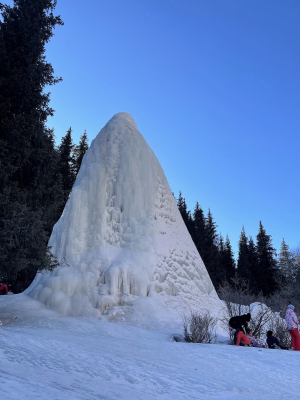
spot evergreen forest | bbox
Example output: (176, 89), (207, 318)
(176, 191), (300, 304)
(0, 0), (89, 292)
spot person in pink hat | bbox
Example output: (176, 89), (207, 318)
(285, 304), (300, 351)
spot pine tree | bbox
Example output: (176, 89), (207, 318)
(256, 221), (278, 296)
(193, 202), (206, 258)
(218, 234), (235, 284)
(73, 129), (89, 176)
(237, 227), (252, 285)
(278, 238), (295, 281)
(247, 236), (259, 293)
(177, 191), (194, 237)
(58, 127), (76, 205)
(0, 0), (63, 290)
(218, 234), (226, 277)
(224, 235), (236, 281)
(203, 209), (223, 288)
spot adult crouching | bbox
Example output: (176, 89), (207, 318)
(229, 313), (251, 334)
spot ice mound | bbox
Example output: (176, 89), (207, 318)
(27, 112), (220, 319)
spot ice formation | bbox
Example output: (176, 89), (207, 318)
(27, 113), (219, 318)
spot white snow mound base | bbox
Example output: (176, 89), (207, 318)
(27, 112), (221, 321)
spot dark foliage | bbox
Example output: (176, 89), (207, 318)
(219, 235), (236, 282)
(73, 129), (89, 176)
(176, 192), (233, 289)
(0, 0), (63, 291)
(256, 221), (279, 296)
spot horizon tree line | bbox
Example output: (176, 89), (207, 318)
(176, 191), (299, 297)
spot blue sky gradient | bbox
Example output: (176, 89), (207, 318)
(7, 0), (300, 256)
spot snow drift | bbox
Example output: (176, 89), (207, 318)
(27, 112), (220, 319)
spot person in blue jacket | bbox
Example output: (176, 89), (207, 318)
(266, 330), (287, 349)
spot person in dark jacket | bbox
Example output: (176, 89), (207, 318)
(266, 330), (287, 349)
(229, 313), (251, 334)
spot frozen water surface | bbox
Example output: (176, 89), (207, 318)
(27, 113), (220, 319)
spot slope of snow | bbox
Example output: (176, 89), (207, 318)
(1, 295), (300, 400)
(27, 113), (220, 319)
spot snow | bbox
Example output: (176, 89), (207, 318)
(26, 112), (220, 320)
(5, 112), (298, 398)
(1, 294), (300, 400)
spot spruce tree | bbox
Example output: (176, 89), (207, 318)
(203, 209), (222, 288)
(247, 236), (259, 293)
(218, 234), (235, 284)
(177, 191), (194, 237)
(193, 202), (206, 258)
(224, 235), (236, 282)
(237, 227), (252, 285)
(73, 129), (89, 176)
(218, 234), (226, 277)
(58, 127), (76, 204)
(278, 238), (295, 282)
(0, 0), (63, 290)
(256, 221), (278, 296)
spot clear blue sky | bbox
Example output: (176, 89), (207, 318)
(10, 0), (300, 256)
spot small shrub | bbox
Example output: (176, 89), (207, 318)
(248, 302), (273, 338)
(183, 311), (217, 344)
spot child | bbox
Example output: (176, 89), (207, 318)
(266, 331), (286, 349)
(246, 329), (260, 347)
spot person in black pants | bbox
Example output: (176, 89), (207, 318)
(229, 313), (251, 334)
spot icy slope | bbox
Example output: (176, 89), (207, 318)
(1, 295), (300, 400)
(27, 113), (220, 318)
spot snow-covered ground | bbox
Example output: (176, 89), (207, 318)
(1, 295), (300, 400)
(3, 113), (298, 398)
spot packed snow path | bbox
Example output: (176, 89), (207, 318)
(1, 296), (300, 400)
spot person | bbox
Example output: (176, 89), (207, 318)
(246, 329), (261, 347)
(229, 313), (251, 334)
(0, 283), (8, 295)
(235, 330), (251, 346)
(266, 331), (287, 349)
(285, 304), (300, 351)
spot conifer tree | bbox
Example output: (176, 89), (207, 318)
(203, 209), (222, 288)
(224, 235), (236, 281)
(0, 0), (63, 290)
(73, 129), (89, 176)
(218, 234), (235, 284)
(218, 234), (226, 275)
(256, 221), (278, 296)
(59, 127), (76, 200)
(237, 227), (252, 285)
(293, 246), (300, 286)
(193, 202), (206, 258)
(247, 236), (259, 293)
(177, 191), (194, 236)
(278, 238), (294, 281)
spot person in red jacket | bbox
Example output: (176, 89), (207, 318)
(0, 283), (8, 295)
(235, 330), (251, 347)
